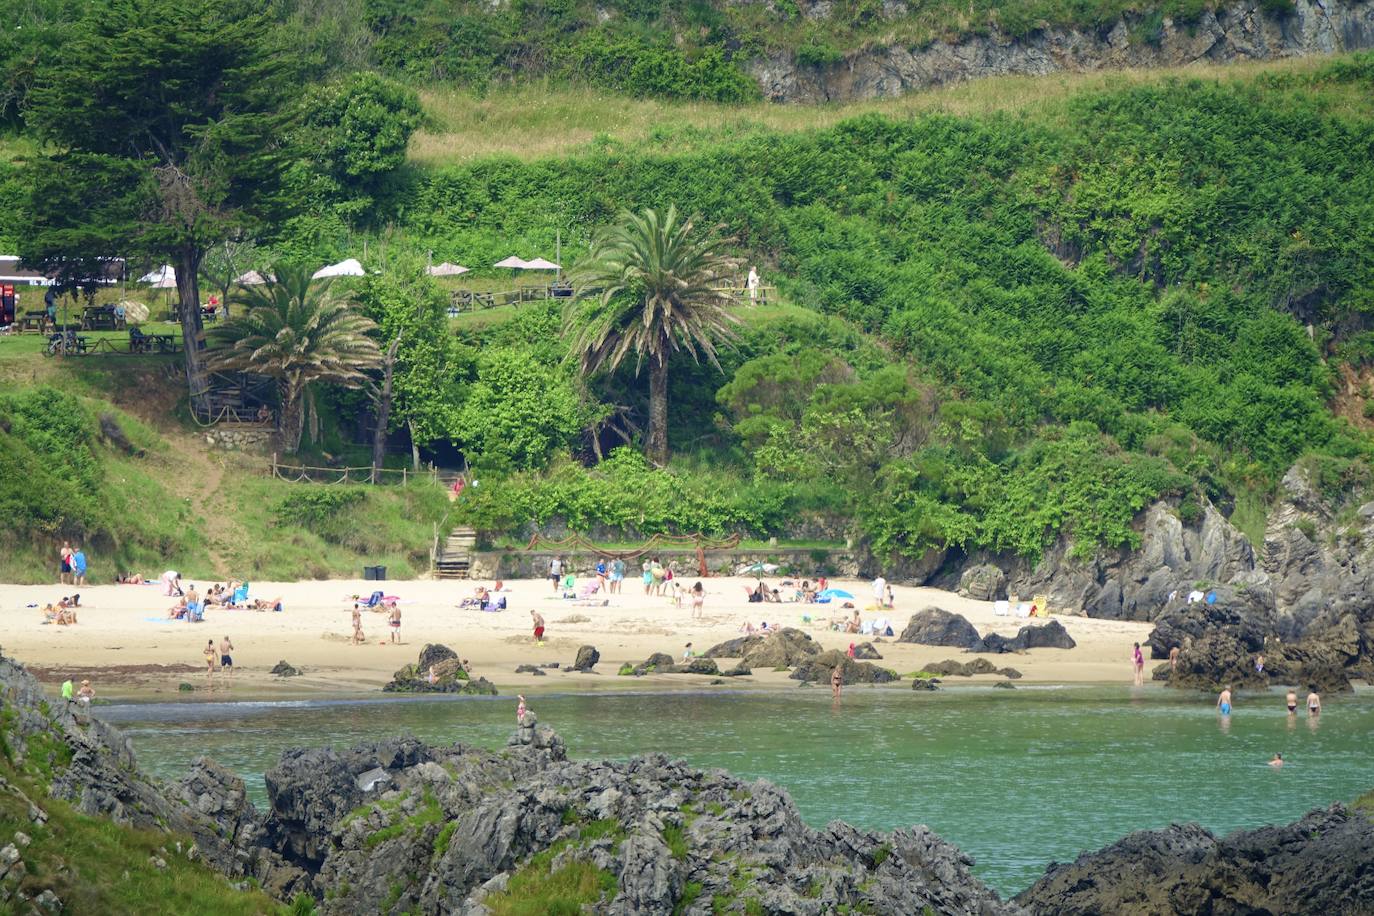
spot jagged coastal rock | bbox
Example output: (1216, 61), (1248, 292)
(382, 644), (498, 695)
(572, 645), (601, 671)
(922, 659), (1023, 679)
(898, 608), (984, 649)
(748, 0), (1374, 102)
(789, 649), (901, 685)
(977, 620), (1077, 654)
(1014, 804), (1374, 915)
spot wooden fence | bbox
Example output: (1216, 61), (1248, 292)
(269, 454), (459, 486)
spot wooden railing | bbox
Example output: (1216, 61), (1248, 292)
(269, 454), (451, 486)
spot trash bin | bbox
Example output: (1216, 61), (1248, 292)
(362, 566), (374, 581)
(364, 565), (386, 581)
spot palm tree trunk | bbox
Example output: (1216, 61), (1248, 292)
(280, 382), (305, 454)
(647, 357), (669, 466)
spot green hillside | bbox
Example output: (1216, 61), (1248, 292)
(1, 0), (1372, 572)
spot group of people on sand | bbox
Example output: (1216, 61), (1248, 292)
(349, 599), (402, 645)
(58, 542), (88, 586)
(41, 594), (80, 625)
(202, 636), (235, 682)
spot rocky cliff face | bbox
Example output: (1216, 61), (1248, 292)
(748, 0), (1374, 102)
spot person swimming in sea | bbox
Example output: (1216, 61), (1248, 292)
(1217, 686), (1232, 716)
(1269, 753), (1283, 768)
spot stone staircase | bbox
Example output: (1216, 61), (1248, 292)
(435, 527), (477, 579)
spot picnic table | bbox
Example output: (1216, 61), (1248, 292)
(129, 328), (179, 354)
(18, 310), (47, 333)
(82, 306), (125, 331)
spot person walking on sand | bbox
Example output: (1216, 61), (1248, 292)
(203, 639), (217, 682)
(1132, 642), (1145, 686)
(1307, 689), (1321, 715)
(219, 636), (234, 682)
(388, 604), (402, 644)
(1217, 685), (1232, 716)
(548, 556), (563, 593)
(1286, 689), (1298, 714)
(691, 581), (705, 619)
(531, 610), (545, 646)
(831, 664), (844, 699)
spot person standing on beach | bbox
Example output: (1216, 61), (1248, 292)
(1307, 689), (1321, 715)
(203, 639), (217, 682)
(610, 557), (625, 594)
(61, 678), (74, 702)
(594, 558), (608, 591)
(59, 541), (73, 585)
(531, 610), (545, 646)
(548, 556), (563, 593)
(72, 546), (87, 587)
(691, 581), (705, 619)
(1132, 642), (1145, 686)
(388, 604), (402, 644)
(872, 575), (887, 610)
(219, 636), (234, 682)
(831, 664), (844, 699)
(642, 559), (653, 595)
(1217, 685), (1232, 716)
(1169, 645), (1180, 670)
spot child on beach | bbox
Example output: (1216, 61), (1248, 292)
(531, 610), (545, 646)
(76, 679), (94, 706)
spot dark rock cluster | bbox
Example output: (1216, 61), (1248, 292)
(382, 644), (498, 695)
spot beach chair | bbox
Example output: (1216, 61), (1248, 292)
(233, 583), (250, 604)
(1033, 594), (1050, 617)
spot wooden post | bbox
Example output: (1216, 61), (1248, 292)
(343, 467), (349, 484)
(402, 467), (407, 485)
(271, 452), (277, 479)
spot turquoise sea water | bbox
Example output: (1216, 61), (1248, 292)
(101, 686), (1374, 895)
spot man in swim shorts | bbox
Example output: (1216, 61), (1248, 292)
(1217, 686), (1232, 715)
(388, 604), (402, 643)
(219, 636), (234, 681)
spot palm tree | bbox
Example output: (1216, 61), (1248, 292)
(213, 263), (382, 454)
(567, 206), (739, 466)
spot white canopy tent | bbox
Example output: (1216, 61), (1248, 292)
(493, 256), (528, 269)
(312, 258), (365, 280)
(427, 262), (470, 277)
(139, 265), (177, 288)
(521, 257), (560, 271)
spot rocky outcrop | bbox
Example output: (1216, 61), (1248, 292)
(922, 659), (1022, 679)
(270, 660), (301, 677)
(703, 627), (821, 668)
(749, 0), (1374, 103)
(1146, 586), (1276, 659)
(959, 564), (1007, 601)
(1015, 803), (1374, 915)
(790, 649), (901, 685)
(851, 641), (882, 660)
(382, 645), (498, 695)
(572, 645), (601, 672)
(898, 608), (983, 649)
(977, 620), (1077, 654)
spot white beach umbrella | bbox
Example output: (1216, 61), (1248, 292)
(139, 264), (177, 287)
(427, 262), (470, 277)
(493, 256), (529, 269)
(312, 258), (365, 280)
(235, 270), (273, 286)
(520, 257), (560, 271)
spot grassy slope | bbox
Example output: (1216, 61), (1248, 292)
(408, 56), (1366, 165)
(0, 335), (451, 584)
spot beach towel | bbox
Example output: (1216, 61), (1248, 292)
(994, 600), (1010, 616)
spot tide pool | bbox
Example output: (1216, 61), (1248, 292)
(101, 685), (1373, 895)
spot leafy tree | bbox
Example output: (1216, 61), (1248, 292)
(567, 205), (738, 466)
(456, 348), (583, 472)
(353, 258), (466, 472)
(298, 72), (422, 223)
(214, 265), (382, 453)
(17, 0), (302, 415)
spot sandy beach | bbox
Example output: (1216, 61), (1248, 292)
(1, 575), (1153, 699)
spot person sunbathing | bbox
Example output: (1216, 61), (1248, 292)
(41, 604), (58, 623)
(252, 598), (284, 612)
(167, 598), (188, 620)
(56, 605), (77, 625)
